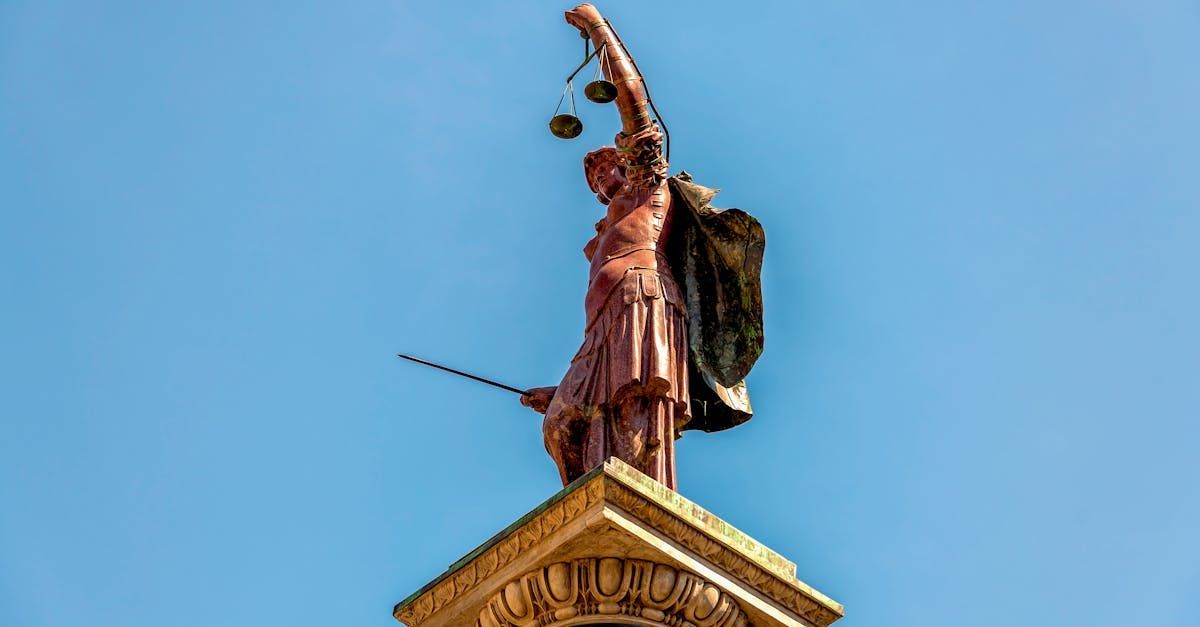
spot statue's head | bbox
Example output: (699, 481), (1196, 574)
(584, 146), (627, 205)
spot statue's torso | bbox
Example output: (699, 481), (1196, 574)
(584, 181), (674, 324)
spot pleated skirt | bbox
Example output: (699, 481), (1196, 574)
(544, 267), (690, 488)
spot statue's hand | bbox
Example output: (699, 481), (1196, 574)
(520, 386), (557, 414)
(564, 4), (602, 34)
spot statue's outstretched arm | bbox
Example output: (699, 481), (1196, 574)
(565, 4), (655, 139)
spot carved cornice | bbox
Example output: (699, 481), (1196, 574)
(394, 460), (843, 627)
(605, 479), (842, 627)
(478, 558), (749, 627)
(394, 478), (607, 626)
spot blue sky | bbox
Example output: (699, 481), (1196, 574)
(2, 1), (1198, 625)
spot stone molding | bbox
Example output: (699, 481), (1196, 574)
(394, 460), (843, 627)
(604, 480), (840, 626)
(394, 478), (607, 627)
(477, 557), (750, 627)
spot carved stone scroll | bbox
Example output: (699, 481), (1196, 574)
(477, 557), (751, 627)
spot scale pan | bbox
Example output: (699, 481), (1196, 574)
(549, 114), (583, 139)
(584, 80), (617, 103)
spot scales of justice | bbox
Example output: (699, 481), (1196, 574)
(394, 5), (843, 626)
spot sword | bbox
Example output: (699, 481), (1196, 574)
(396, 353), (530, 396)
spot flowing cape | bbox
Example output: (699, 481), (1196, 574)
(667, 172), (766, 433)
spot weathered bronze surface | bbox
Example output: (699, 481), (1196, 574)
(549, 113), (583, 139)
(584, 79), (617, 103)
(669, 172), (764, 434)
(524, 4), (765, 490)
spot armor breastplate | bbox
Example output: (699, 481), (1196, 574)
(592, 186), (671, 270)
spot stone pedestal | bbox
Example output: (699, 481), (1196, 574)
(394, 458), (843, 627)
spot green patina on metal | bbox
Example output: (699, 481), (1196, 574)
(668, 172), (765, 433)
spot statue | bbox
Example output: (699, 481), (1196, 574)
(521, 4), (766, 491)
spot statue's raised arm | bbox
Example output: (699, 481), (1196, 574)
(565, 4), (667, 189)
(564, 4), (656, 139)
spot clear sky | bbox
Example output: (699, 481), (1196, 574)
(2, 1), (1198, 626)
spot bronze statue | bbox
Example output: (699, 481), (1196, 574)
(522, 4), (766, 491)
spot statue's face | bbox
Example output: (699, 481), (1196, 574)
(590, 163), (626, 205)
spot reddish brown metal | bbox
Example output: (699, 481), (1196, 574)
(565, 5), (653, 137)
(524, 4), (684, 490)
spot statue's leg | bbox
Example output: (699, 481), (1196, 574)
(609, 396), (677, 489)
(543, 404), (593, 486)
(657, 398), (678, 489)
